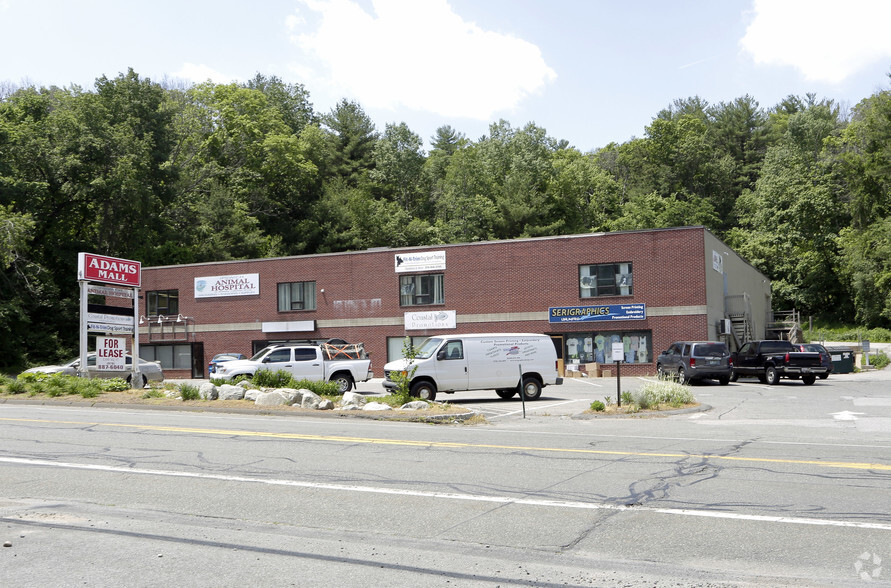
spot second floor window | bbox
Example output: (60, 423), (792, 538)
(147, 290), (179, 316)
(277, 281), (316, 311)
(580, 263), (632, 297)
(400, 274), (444, 306)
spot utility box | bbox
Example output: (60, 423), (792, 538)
(827, 347), (855, 374)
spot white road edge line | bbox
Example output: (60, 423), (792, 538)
(3, 457), (890, 531)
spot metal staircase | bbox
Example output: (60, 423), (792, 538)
(724, 293), (754, 350)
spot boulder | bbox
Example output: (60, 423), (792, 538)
(300, 390), (323, 409)
(399, 401), (429, 411)
(341, 391), (367, 408)
(244, 389), (262, 402)
(218, 384), (245, 401)
(362, 402), (393, 411)
(198, 382), (218, 400)
(254, 390), (289, 406)
(318, 399), (334, 410)
(272, 388), (301, 405)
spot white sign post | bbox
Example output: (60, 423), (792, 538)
(78, 253), (142, 386)
(612, 342), (624, 407)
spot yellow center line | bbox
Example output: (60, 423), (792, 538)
(3, 416), (890, 471)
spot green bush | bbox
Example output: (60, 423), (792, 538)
(864, 350), (890, 370)
(100, 378), (130, 392)
(179, 383), (200, 401)
(253, 369), (294, 388)
(590, 400), (606, 412)
(806, 325), (891, 343)
(5, 379), (27, 395)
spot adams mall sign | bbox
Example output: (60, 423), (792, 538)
(77, 252), (141, 288)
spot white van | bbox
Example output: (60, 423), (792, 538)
(383, 333), (563, 401)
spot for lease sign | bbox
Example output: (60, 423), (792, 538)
(78, 253), (141, 287)
(96, 337), (126, 371)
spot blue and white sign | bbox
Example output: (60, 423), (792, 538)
(548, 303), (646, 323)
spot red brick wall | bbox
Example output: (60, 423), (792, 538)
(128, 227), (711, 378)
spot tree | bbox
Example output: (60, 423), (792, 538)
(370, 122), (426, 215)
(322, 99), (378, 186)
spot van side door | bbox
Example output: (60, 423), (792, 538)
(434, 339), (469, 391)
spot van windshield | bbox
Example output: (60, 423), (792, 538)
(413, 338), (444, 359)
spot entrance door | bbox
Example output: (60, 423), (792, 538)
(191, 342), (204, 378)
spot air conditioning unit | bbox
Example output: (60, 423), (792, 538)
(717, 319), (732, 335)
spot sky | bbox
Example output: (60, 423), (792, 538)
(2, 0), (891, 151)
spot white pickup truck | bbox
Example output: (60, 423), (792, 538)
(214, 344), (372, 393)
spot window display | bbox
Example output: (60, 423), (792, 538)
(564, 331), (651, 364)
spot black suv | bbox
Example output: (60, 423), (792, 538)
(656, 341), (732, 385)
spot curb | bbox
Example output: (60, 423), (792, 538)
(570, 403), (712, 420)
(0, 396), (480, 423)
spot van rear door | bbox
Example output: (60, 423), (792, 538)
(435, 339), (469, 391)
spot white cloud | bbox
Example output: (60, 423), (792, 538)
(741, 0), (891, 83)
(172, 63), (234, 84)
(288, 0), (557, 119)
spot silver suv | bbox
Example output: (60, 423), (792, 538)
(656, 341), (731, 385)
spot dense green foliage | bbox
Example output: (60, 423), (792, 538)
(3, 69), (891, 371)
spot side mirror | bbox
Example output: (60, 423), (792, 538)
(437, 349), (446, 360)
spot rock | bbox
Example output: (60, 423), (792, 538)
(243, 389), (261, 402)
(300, 390), (323, 409)
(399, 401), (429, 411)
(254, 391), (289, 406)
(236, 380), (254, 389)
(272, 388), (301, 405)
(341, 391), (367, 408)
(164, 390), (180, 399)
(318, 399), (334, 410)
(198, 382), (219, 400)
(362, 402), (393, 411)
(218, 384), (245, 401)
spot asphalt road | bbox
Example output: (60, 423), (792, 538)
(1, 370), (889, 586)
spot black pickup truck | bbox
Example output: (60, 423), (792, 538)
(730, 340), (828, 385)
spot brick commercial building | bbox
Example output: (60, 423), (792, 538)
(133, 226), (772, 379)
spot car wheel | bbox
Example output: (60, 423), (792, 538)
(496, 389), (517, 399)
(764, 366), (780, 385)
(519, 377), (542, 400)
(333, 374), (353, 394)
(678, 366), (689, 384)
(729, 372), (739, 382)
(802, 375), (816, 385)
(656, 364), (666, 378)
(410, 381), (436, 402)
(718, 376), (730, 386)
(819, 373), (829, 380)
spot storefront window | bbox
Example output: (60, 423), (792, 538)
(146, 290), (179, 316)
(141, 344), (191, 370)
(579, 263), (632, 297)
(564, 331), (651, 365)
(399, 274), (444, 306)
(277, 281), (316, 311)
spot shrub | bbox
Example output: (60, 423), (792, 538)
(99, 378), (130, 392)
(590, 400), (606, 412)
(253, 369), (294, 389)
(865, 350), (890, 370)
(179, 383), (200, 401)
(6, 379), (27, 395)
(142, 389), (166, 399)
